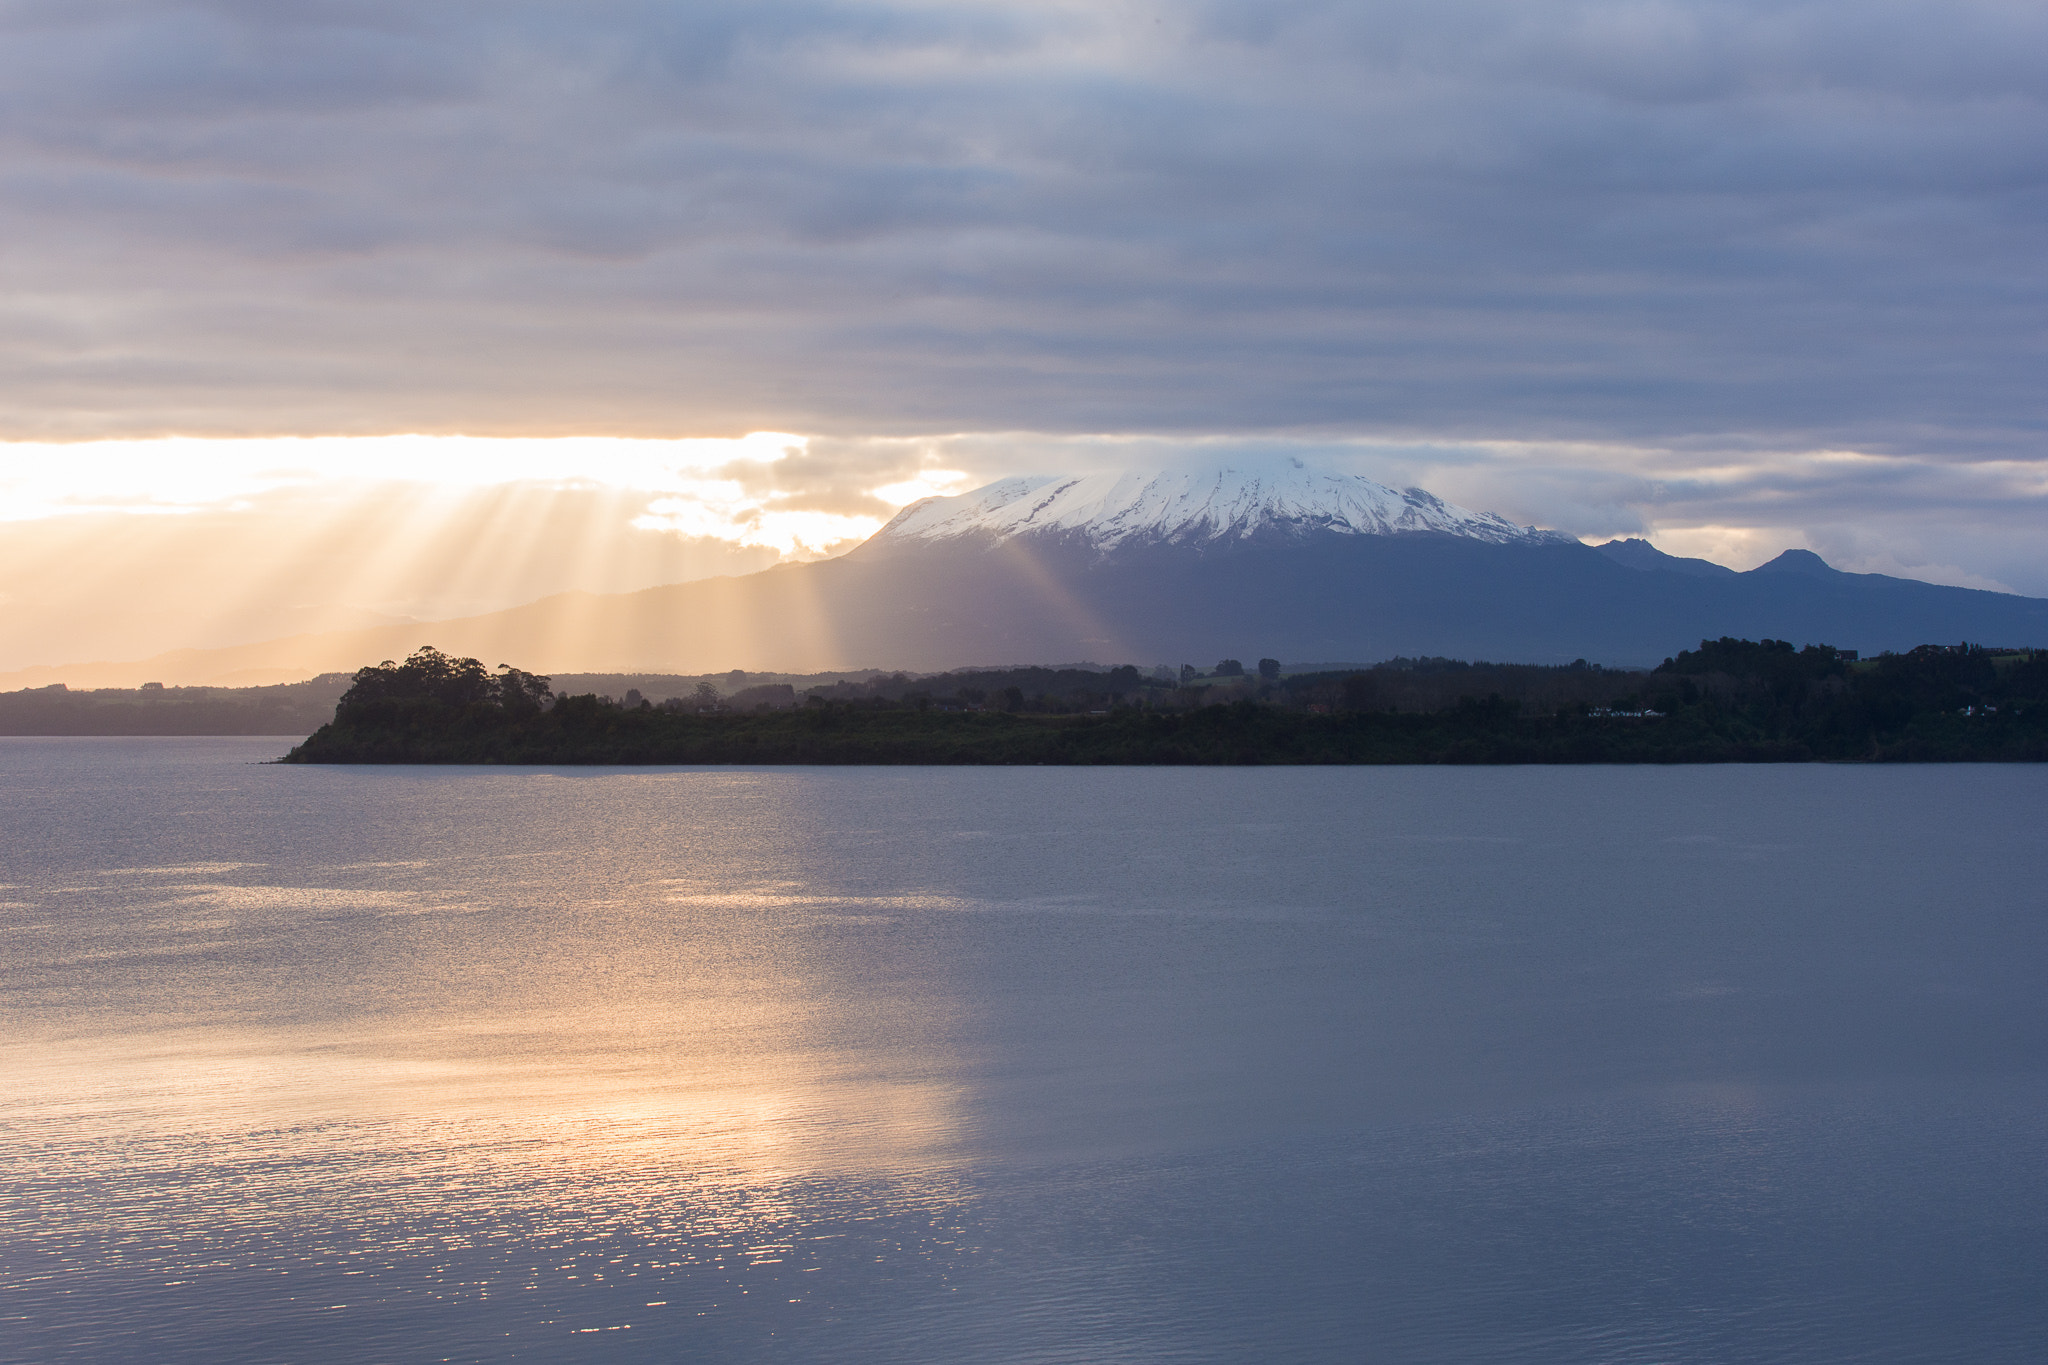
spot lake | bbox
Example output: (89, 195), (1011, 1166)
(3, 738), (2045, 1362)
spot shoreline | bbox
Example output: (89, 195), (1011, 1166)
(280, 702), (2048, 766)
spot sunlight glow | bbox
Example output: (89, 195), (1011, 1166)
(1646, 524), (1807, 571)
(0, 432), (810, 522)
(0, 430), (962, 561)
(870, 469), (971, 506)
(0, 432), (985, 676)
(632, 490), (886, 559)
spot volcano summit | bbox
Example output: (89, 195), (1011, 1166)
(871, 466), (1571, 553)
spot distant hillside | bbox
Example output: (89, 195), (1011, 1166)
(0, 668), (913, 735)
(0, 676), (355, 736)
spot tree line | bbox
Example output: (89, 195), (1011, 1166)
(283, 639), (2048, 764)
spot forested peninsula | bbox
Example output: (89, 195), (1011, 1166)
(282, 640), (2048, 764)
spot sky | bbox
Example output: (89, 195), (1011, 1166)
(1, 0), (2044, 669)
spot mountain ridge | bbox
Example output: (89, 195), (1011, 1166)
(1592, 538), (1742, 579)
(6, 468), (2048, 688)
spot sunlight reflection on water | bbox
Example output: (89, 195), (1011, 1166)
(3, 740), (2047, 1362)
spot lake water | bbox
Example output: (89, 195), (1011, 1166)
(3, 738), (2046, 1363)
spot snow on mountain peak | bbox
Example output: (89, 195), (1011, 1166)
(870, 465), (1567, 552)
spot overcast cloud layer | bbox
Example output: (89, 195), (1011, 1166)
(0, 0), (2045, 656)
(4, 0), (2043, 446)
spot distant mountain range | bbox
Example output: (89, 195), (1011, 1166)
(9, 466), (2048, 687)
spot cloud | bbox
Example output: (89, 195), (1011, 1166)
(0, 433), (815, 519)
(0, 1), (2040, 452)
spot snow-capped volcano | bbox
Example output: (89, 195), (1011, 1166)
(870, 465), (1569, 553)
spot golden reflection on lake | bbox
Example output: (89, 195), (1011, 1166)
(5, 743), (2048, 1363)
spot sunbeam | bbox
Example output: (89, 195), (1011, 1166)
(0, 434), (943, 675)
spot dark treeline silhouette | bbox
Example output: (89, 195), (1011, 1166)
(1281, 657), (1641, 715)
(284, 639), (2048, 764)
(789, 665), (1158, 713)
(337, 649), (553, 715)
